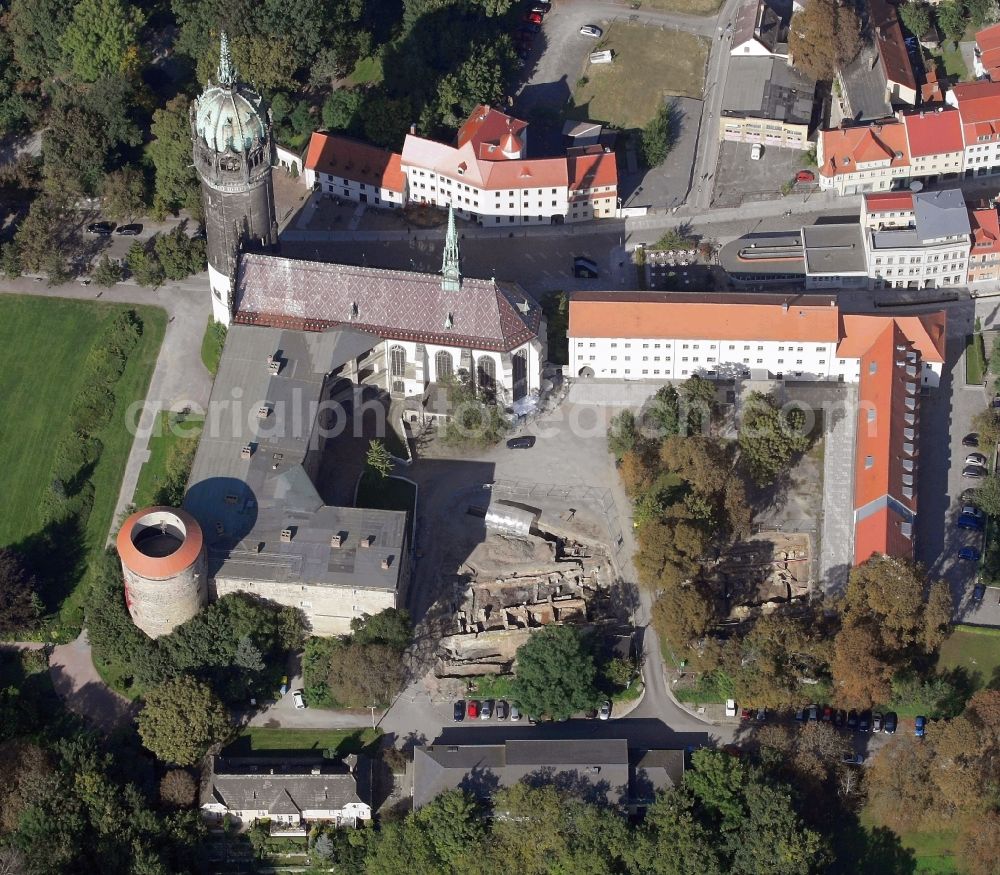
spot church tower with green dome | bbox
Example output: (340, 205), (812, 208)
(191, 33), (277, 325)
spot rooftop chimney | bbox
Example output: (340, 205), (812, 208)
(280, 528), (293, 542)
(330, 533), (343, 548)
(361, 535), (373, 549)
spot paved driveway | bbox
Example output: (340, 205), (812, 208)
(915, 300), (983, 612)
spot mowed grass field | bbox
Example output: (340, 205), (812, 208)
(938, 625), (1000, 691)
(640, 0), (723, 13)
(0, 296), (165, 629)
(569, 23), (709, 130)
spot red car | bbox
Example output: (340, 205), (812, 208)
(524, 11), (543, 24)
(796, 170), (816, 183)
(822, 705), (833, 722)
(467, 699), (480, 719)
(740, 707), (753, 721)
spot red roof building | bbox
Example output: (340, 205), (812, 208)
(950, 80), (1000, 166)
(303, 133), (406, 208)
(817, 122), (910, 194)
(969, 206), (1000, 283)
(900, 108), (965, 178)
(458, 105), (529, 160)
(975, 22), (1000, 81)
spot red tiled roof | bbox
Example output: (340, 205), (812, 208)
(870, 0), (917, 91)
(567, 149), (618, 192)
(234, 253), (541, 352)
(569, 294), (842, 341)
(305, 132), (405, 193)
(953, 81), (1000, 143)
(978, 23), (1000, 79)
(901, 109), (964, 158)
(971, 206), (1000, 254)
(819, 123), (909, 177)
(864, 191), (914, 212)
(457, 105), (529, 161)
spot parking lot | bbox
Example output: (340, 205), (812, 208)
(712, 140), (814, 208)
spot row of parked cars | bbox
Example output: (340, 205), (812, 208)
(725, 700), (927, 736)
(513, 1), (550, 59)
(86, 221), (143, 236)
(454, 698), (612, 721)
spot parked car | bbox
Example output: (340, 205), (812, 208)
(962, 505), (984, 519)
(973, 582), (987, 602)
(915, 715), (927, 737)
(510, 704), (522, 721)
(87, 221), (115, 235)
(480, 699), (494, 720)
(740, 707), (753, 721)
(959, 546), (982, 561)
(496, 700), (509, 720)
(519, 21), (540, 32)
(115, 223), (142, 236)
(751, 143), (763, 160)
(883, 712), (898, 734)
(872, 712), (883, 733)
(795, 170), (816, 183)
(833, 709), (845, 727)
(794, 706), (805, 722)
(523, 11), (542, 24)
(807, 703), (819, 722)
(599, 700), (612, 720)
(755, 707), (767, 721)
(725, 699), (738, 717)
(964, 465), (988, 479)
(962, 487), (980, 503)
(507, 435), (536, 449)
(292, 689), (306, 709)
(467, 699), (480, 719)
(580, 24), (603, 37)
(966, 452), (988, 467)
(822, 705), (833, 722)
(454, 700), (466, 721)
(958, 514), (985, 531)
(964, 433), (980, 447)
(859, 710), (871, 733)
(842, 752), (866, 765)
(531, 1), (551, 11)
(847, 709), (859, 730)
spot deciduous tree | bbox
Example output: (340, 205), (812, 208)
(651, 583), (715, 650)
(159, 769), (197, 807)
(936, 0), (968, 42)
(366, 439), (394, 478)
(737, 392), (811, 486)
(510, 625), (600, 720)
(0, 548), (41, 634)
(149, 96), (202, 219)
(137, 675), (231, 765)
(831, 619), (893, 707)
(59, 0), (143, 82)
(642, 99), (677, 167)
(326, 640), (406, 708)
(789, 0), (862, 80)
(350, 607), (411, 649)
(102, 166), (146, 221)
(898, 1), (932, 37)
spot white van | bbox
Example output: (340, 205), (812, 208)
(589, 50), (613, 64)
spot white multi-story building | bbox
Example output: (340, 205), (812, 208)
(302, 106), (618, 226)
(568, 292), (947, 566)
(303, 133), (406, 208)
(948, 80), (1000, 177)
(862, 189), (971, 289)
(817, 121), (911, 195)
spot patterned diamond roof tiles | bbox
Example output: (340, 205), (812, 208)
(234, 253), (540, 352)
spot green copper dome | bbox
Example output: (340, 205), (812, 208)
(194, 33), (267, 154)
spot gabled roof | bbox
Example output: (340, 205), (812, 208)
(457, 105), (528, 160)
(203, 758), (367, 814)
(567, 148), (618, 191)
(569, 293), (842, 342)
(952, 80), (1000, 130)
(234, 253), (541, 352)
(305, 132), (405, 193)
(870, 0), (917, 92)
(731, 0), (784, 53)
(864, 191), (914, 212)
(901, 108), (964, 157)
(970, 206), (1000, 253)
(819, 123), (909, 177)
(977, 22), (1000, 80)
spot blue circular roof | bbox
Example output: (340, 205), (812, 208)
(195, 83), (266, 154)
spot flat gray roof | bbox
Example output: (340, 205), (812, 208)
(802, 224), (868, 275)
(913, 189), (971, 240)
(722, 56), (815, 125)
(184, 324), (407, 591)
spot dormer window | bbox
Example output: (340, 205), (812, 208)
(843, 157), (851, 165)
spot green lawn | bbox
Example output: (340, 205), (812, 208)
(0, 296), (165, 633)
(938, 625), (1000, 691)
(637, 0), (723, 12)
(349, 55), (383, 86)
(222, 727), (382, 758)
(965, 333), (986, 386)
(568, 23), (708, 130)
(356, 471), (416, 514)
(200, 318), (226, 376)
(930, 46), (969, 81)
(133, 410), (204, 508)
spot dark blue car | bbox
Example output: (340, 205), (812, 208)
(958, 514), (985, 530)
(915, 715), (927, 738)
(959, 546), (982, 561)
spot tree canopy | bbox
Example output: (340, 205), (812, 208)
(510, 625), (601, 719)
(789, 0), (862, 80)
(137, 674), (232, 765)
(59, 0), (143, 83)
